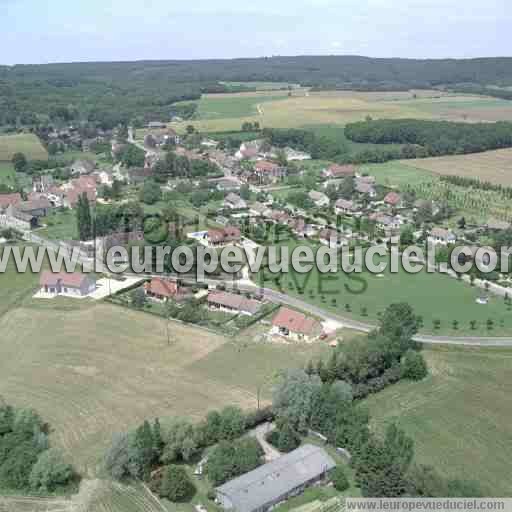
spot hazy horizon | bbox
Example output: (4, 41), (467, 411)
(1, 0), (510, 66)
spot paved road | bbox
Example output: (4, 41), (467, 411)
(20, 232), (512, 347)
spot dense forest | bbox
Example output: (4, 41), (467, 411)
(2, 56), (512, 128)
(344, 119), (512, 157)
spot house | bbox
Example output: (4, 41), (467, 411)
(253, 161), (286, 183)
(322, 164), (356, 179)
(428, 227), (457, 246)
(269, 210), (290, 225)
(165, 128), (181, 146)
(0, 193), (22, 210)
(249, 202), (272, 218)
(61, 176), (98, 208)
(39, 271), (96, 298)
(235, 141), (264, 161)
(201, 138), (219, 148)
(94, 169), (114, 186)
(308, 191), (330, 208)
(284, 147), (311, 161)
(18, 198), (52, 218)
(354, 180), (376, 198)
(0, 205), (38, 230)
(370, 213), (402, 233)
(32, 175), (54, 193)
(215, 444), (335, 512)
(212, 177), (242, 192)
(318, 228), (348, 248)
(207, 226), (241, 247)
(224, 193), (247, 210)
(335, 199), (358, 216)
(207, 291), (261, 316)
(70, 159), (96, 176)
(271, 307), (321, 342)
(147, 121), (167, 129)
(144, 278), (186, 302)
(485, 218), (511, 231)
(384, 191), (402, 208)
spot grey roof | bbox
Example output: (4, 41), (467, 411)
(216, 444), (336, 512)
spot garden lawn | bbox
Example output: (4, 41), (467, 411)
(0, 162), (16, 187)
(257, 240), (512, 335)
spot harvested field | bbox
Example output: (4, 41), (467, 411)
(403, 148), (512, 186)
(395, 95), (512, 122)
(0, 302), (327, 476)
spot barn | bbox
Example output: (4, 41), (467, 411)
(215, 444), (336, 512)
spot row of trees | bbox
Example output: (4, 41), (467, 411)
(345, 119), (512, 157)
(104, 404), (273, 501)
(153, 151), (221, 183)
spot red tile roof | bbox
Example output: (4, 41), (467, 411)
(254, 161), (279, 173)
(327, 164), (356, 177)
(39, 271), (91, 288)
(272, 307), (319, 336)
(384, 191), (401, 206)
(207, 291), (261, 315)
(208, 226), (241, 244)
(0, 193), (22, 209)
(144, 278), (179, 298)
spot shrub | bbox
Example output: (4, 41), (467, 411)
(331, 465), (350, 492)
(159, 465), (195, 502)
(29, 449), (74, 493)
(401, 350), (428, 381)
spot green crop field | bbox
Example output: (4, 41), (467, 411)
(365, 345), (512, 496)
(257, 240), (512, 336)
(0, 162), (16, 187)
(172, 90), (433, 133)
(195, 92), (288, 120)
(0, 133), (48, 161)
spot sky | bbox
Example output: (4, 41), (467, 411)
(1, 0), (511, 65)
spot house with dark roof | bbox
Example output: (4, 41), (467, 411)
(271, 307), (321, 342)
(335, 198), (358, 216)
(0, 205), (38, 230)
(207, 291), (261, 316)
(70, 159), (96, 176)
(215, 444), (335, 512)
(428, 227), (457, 246)
(39, 271), (96, 298)
(224, 193), (247, 210)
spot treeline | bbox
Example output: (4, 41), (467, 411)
(262, 128), (348, 160)
(451, 85), (512, 101)
(439, 175), (512, 198)
(5, 56), (512, 129)
(345, 119), (512, 157)
(104, 404), (273, 501)
(0, 403), (76, 493)
(271, 303), (482, 497)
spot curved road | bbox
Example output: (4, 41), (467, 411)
(22, 232), (512, 347)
